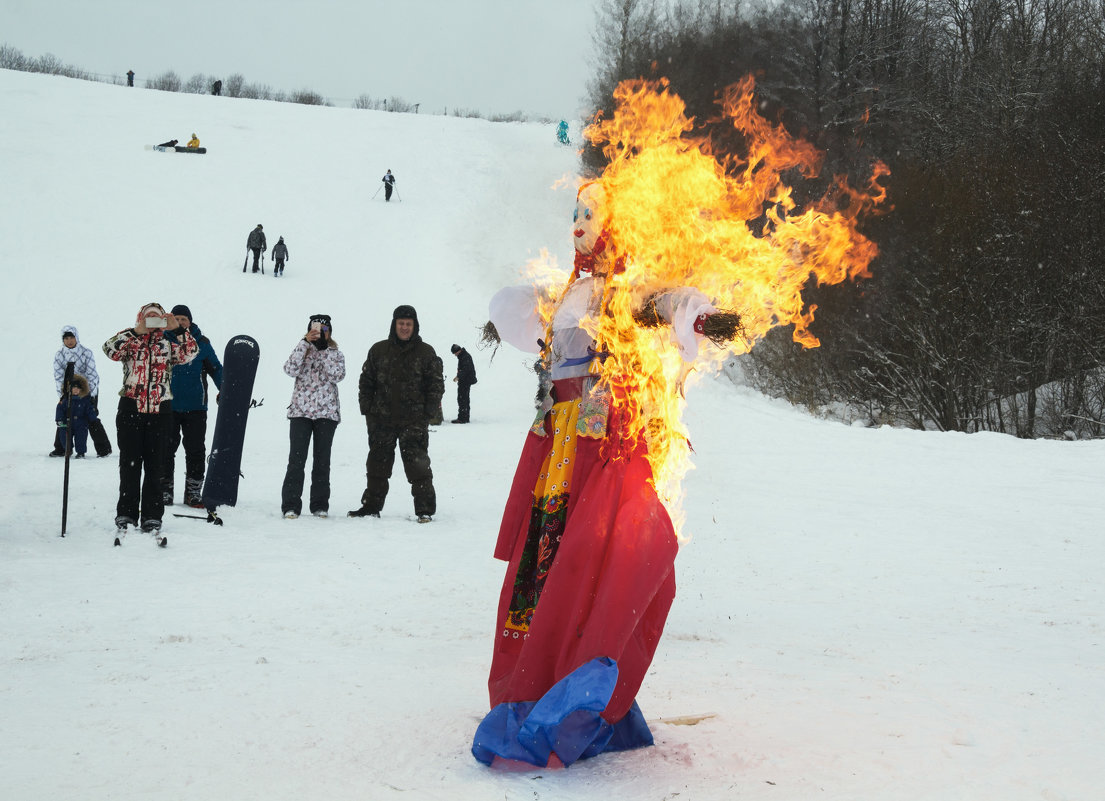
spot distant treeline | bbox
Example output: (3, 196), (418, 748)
(585, 0), (1105, 439)
(0, 43), (552, 123)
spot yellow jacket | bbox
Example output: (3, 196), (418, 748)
(187, 135), (200, 148)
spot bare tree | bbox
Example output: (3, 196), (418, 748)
(148, 70), (182, 92)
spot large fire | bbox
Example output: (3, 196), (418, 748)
(534, 76), (886, 523)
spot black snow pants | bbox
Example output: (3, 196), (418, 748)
(115, 397), (171, 525)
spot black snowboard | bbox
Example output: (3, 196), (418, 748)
(201, 335), (260, 509)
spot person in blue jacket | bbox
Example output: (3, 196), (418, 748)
(55, 373), (100, 458)
(162, 304), (224, 507)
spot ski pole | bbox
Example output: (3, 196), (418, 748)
(394, 188), (402, 202)
(372, 185), (381, 199)
(243, 248), (249, 273)
(60, 362), (75, 537)
(261, 250), (265, 275)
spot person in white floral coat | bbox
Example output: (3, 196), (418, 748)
(280, 314), (346, 518)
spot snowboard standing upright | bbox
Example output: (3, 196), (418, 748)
(201, 335), (260, 512)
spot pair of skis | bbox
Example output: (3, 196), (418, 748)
(114, 522), (167, 548)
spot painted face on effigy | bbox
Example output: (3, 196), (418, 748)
(572, 182), (608, 258)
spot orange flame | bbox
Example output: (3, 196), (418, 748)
(554, 76), (885, 523)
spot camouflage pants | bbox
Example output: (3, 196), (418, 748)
(360, 422), (435, 516)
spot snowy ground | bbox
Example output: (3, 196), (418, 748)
(1, 69), (1103, 801)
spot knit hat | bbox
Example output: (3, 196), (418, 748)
(171, 304), (192, 323)
(451, 344), (461, 354)
(308, 313), (332, 332)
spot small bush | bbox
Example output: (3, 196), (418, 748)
(149, 70), (182, 92)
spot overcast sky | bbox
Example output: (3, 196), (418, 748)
(3, 0), (601, 117)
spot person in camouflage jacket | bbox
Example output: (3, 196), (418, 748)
(103, 302), (198, 533)
(349, 304), (444, 521)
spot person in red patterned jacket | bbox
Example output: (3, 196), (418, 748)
(103, 302), (198, 538)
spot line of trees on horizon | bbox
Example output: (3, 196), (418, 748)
(0, 43), (553, 123)
(584, 0), (1105, 439)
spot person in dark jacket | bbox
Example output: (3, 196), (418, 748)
(55, 373), (99, 458)
(450, 343), (477, 423)
(348, 304), (444, 522)
(247, 224), (267, 273)
(382, 169), (396, 201)
(272, 236), (289, 277)
(162, 304), (224, 507)
(211, 79), (222, 96)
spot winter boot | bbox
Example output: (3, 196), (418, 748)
(347, 505), (381, 518)
(141, 519), (166, 546)
(184, 478), (204, 508)
(114, 515), (137, 546)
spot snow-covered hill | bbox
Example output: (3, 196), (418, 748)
(2, 69), (1102, 801)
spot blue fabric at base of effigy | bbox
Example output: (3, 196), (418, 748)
(471, 656), (655, 767)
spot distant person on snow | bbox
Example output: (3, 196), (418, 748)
(556, 120), (570, 145)
(382, 169), (396, 202)
(450, 344), (477, 424)
(272, 236), (289, 277)
(247, 224), (267, 273)
(187, 133), (201, 149)
(211, 79), (222, 96)
(126, 70), (135, 87)
(55, 374), (100, 459)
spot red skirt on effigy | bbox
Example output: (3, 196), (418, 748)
(472, 397), (678, 766)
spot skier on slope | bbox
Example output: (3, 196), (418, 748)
(104, 303), (198, 540)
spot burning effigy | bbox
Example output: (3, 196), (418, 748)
(472, 76), (886, 768)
